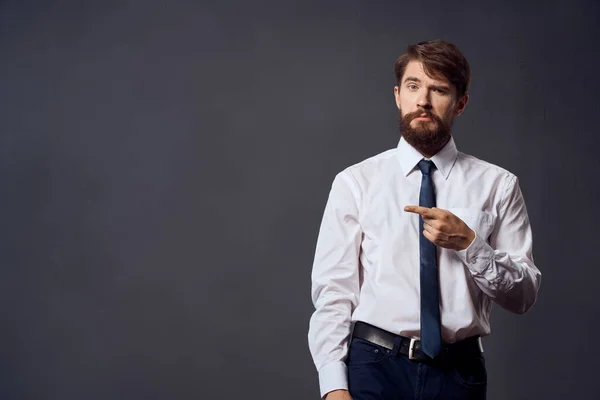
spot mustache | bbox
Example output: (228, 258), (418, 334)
(403, 109), (438, 122)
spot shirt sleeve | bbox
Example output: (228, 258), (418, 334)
(308, 171), (362, 398)
(455, 174), (542, 314)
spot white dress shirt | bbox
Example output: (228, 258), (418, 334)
(307, 136), (541, 397)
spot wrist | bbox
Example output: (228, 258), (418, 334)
(461, 228), (476, 250)
(325, 389), (350, 399)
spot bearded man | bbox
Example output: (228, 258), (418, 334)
(308, 39), (541, 400)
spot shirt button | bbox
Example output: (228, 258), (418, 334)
(470, 258), (477, 264)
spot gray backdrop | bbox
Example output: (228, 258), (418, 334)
(1, 0), (599, 399)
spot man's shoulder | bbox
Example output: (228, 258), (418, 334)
(457, 150), (517, 180)
(327, 148), (396, 196)
(339, 148), (397, 178)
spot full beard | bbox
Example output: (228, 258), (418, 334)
(398, 109), (452, 157)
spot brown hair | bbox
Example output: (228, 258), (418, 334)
(394, 40), (471, 98)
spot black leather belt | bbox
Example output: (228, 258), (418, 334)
(351, 321), (482, 365)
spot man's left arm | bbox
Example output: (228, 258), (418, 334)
(455, 175), (542, 314)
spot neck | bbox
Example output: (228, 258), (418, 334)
(410, 136), (451, 159)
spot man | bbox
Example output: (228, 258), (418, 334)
(307, 40), (541, 400)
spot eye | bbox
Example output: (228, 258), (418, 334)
(407, 84), (418, 90)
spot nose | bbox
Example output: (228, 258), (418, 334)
(416, 90), (432, 110)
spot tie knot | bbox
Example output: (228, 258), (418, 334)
(417, 159), (436, 176)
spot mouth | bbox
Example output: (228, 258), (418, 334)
(413, 115), (433, 122)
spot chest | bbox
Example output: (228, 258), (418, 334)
(358, 172), (500, 246)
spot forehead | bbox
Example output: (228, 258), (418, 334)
(402, 60), (450, 86)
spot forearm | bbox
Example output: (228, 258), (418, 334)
(308, 235), (360, 396)
(308, 260), (359, 396)
(308, 296), (354, 397)
(456, 233), (541, 313)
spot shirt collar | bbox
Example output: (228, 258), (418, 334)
(395, 135), (458, 179)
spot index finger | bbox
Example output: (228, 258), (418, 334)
(403, 205), (431, 216)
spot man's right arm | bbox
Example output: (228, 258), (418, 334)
(308, 172), (362, 399)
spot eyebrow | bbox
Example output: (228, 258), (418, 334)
(403, 76), (451, 91)
(403, 76), (422, 84)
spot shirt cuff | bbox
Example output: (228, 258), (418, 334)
(455, 231), (495, 276)
(318, 361), (348, 398)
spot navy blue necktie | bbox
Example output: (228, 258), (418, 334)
(417, 159), (442, 358)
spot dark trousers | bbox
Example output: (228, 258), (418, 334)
(347, 337), (487, 400)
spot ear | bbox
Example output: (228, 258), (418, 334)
(455, 93), (469, 116)
(394, 86), (401, 109)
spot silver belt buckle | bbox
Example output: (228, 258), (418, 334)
(408, 338), (417, 360)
